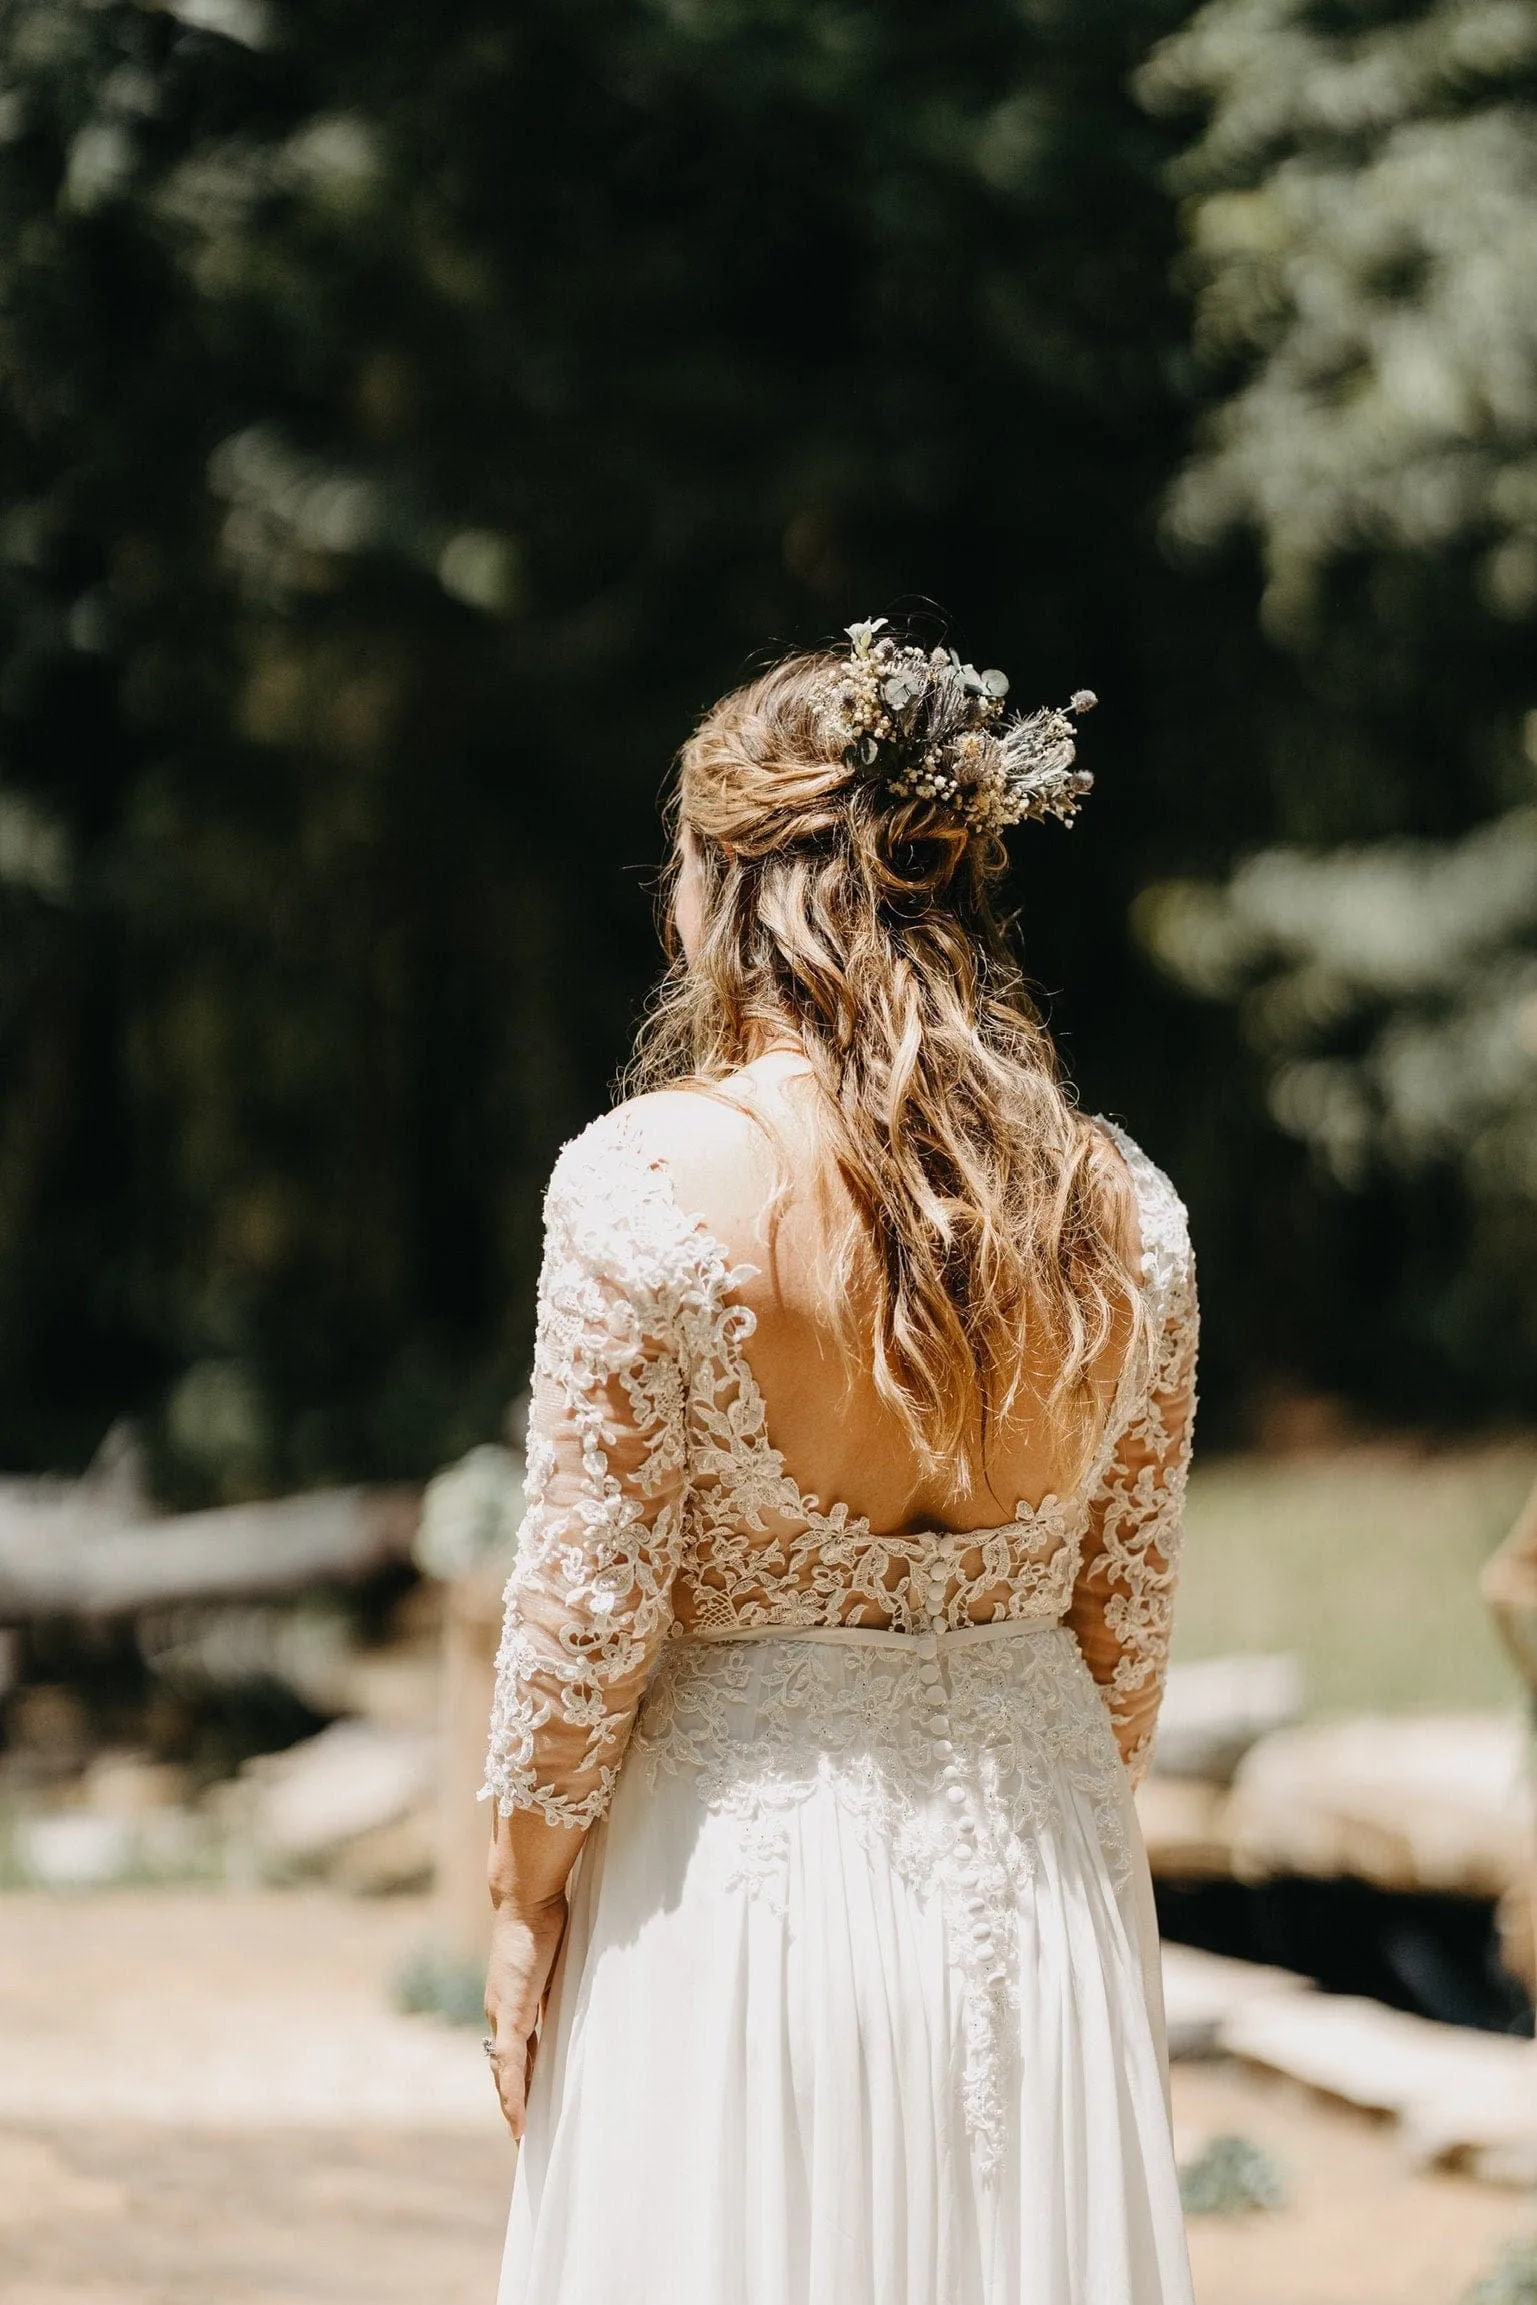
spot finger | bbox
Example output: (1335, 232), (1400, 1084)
(491, 2043), (527, 2140)
(487, 2007), (536, 2059)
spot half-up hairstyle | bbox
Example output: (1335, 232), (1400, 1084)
(627, 633), (1143, 1476)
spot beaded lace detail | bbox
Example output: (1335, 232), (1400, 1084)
(1068, 1122), (1200, 1783)
(628, 1624), (1132, 2173)
(481, 1101), (1198, 2163)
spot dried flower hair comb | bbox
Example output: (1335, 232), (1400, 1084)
(817, 617), (1096, 837)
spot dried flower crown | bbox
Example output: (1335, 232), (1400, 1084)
(816, 617), (1097, 837)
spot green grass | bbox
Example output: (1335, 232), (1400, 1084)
(1172, 1444), (1537, 1718)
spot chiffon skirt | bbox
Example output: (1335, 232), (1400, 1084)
(496, 1621), (1194, 2305)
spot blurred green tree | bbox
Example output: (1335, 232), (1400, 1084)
(1, 0), (1240, 1490)
(10, 0), (1528, 1486)
(1136, 0), (1537, 1414)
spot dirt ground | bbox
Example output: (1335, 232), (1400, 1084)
(0, 1890), (1529, 2305)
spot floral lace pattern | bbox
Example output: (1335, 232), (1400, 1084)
(481, 1100), (1198, 2157)
(1068, 1122), (1200, 1783)
(480, 1117), (745, 1827)
(629, 1621), (1131, 2173)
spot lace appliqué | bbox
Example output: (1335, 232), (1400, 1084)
(480, 1121), (753, 1829)
(630, 1626), (1130, 2178)
(481, 1100), (1197, 2165)
(1083, 1124), (1200, 1785)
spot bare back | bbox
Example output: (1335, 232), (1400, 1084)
(641, 1052), (1139, 1543)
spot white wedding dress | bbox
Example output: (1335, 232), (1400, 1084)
(483, 1101), (1198, 2305)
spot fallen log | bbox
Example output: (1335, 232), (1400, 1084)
(1153, 1651), (1304, 1784)
(1222, 1989), (1537, 2184)
(1225, 1713), (1533, 1898)
(1160, 1941), (1313, 2061)
(0, 1485), (422, 1616)
(229, 1717), (438, 1869)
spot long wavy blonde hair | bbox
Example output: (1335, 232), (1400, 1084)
(628, 644), (1143, 1476)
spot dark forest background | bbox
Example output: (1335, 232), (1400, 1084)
(1, 0), (1534, 1498)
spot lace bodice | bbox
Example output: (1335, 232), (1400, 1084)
(482, 1102), (1198, 1830)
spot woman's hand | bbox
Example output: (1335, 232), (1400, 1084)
(484, 1889), (569, 2139)
(484, 1799), (585, 2139)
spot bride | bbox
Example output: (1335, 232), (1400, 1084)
(480, 619), (1198, 2305)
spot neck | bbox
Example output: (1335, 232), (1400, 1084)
(741, 1018), (807, 1064)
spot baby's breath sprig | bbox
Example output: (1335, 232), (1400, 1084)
(816, 617), (1096, 837)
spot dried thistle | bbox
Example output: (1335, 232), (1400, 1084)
(816, 619), (1096, 836)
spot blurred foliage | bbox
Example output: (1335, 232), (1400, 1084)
(1137, 0), (1537, 1413)
(1177, 2131), (1286, 2215)
(1142, 0), (1537, 643)
(1465, 2237), (1537, 2305)
(1139, 807), (1537, 1385)
(0, 0), (1531, 1489)
(391, 1939), (490, 2027)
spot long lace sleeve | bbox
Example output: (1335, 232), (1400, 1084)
(480, 1116), (719, 1830)
(1067, 1135), (1198, 1787)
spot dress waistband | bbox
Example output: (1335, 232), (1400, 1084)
(678, 1616), (1061, 1655)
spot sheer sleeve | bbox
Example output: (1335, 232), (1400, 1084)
(1067, 1133), (1199, 1787)
(480, 1116), (718, 1830)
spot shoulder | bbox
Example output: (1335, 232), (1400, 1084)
(550, 1088), (765, 1206)
(1088, 1117), (1195, 1309)
(617, 1083), (766, 1173)
(541, 1089), (765, 1286)
(530, 1099), (746, 1357)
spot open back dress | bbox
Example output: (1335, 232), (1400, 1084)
(482, 1099), (1199, 2305)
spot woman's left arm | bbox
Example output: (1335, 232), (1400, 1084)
(1066, 1198), (1198, 1786)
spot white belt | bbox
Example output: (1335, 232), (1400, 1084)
(678, 1616), (1060, 1654)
